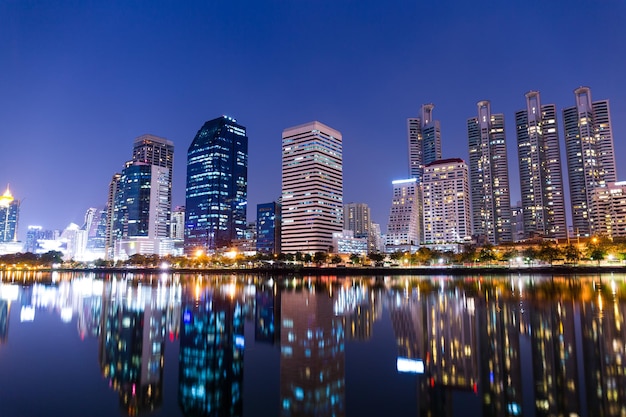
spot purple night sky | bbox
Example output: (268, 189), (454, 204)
(1, 1), (625, 240)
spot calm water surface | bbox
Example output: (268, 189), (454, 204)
(0, 271), (625, 417)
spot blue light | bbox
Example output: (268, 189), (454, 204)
(183, 310), (192, 324)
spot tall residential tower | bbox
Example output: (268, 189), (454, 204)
(515, 91), (566, 239)
(563, 87), (617, 237)
(281, 121), (343, 253)
(467, 101), (512, 244)
(408, 104), (442, 183)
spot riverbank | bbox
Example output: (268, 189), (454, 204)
(15, 263), (626, 277)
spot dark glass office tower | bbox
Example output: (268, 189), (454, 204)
(185, 116), (248, 254)
(256, 201), (281, 254)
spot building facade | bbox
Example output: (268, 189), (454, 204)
(563, 87), (617, 237)
(515, 91), (567, 239)
(385, 178), (420, 252)
(422, 158), (471, 248)
(281, 121), (343, 253)
(184, 116), (248, 254)
(0, 186), (19, 243)
(256, 202), (281, 255)
(343, 202), (374, 253)
(467, 101), (512, 244)
(105, 133), (174, 260)
(590, 181), (626, 238)
(408, 104), (442, 183)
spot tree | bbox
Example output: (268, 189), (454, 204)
(479, 244), (497, 265)
(368, 252), (385, 265)
(313, 252), (327, 265)
(330, 255), (343, 264)
(522, 247), (538, 265)
(563, 244), (581, 264)
(349, 253), (361, 265)
(537, 241), (561, 265)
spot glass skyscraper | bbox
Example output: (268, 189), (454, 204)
(256, 201), (280, 254)
(184, 116), (248, 254)
(106, 134), (174, 259)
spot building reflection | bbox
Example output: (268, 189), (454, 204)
(280, 285), (345, 417)
(6, 272), (626, 417)
(178, 283), (244, 417)
(99, 280), (168, 415)
(581, 290), (626, 416)
(385, 277), (626, 417)
(255, 282), (280, 345)
(0, 298), (8, 343)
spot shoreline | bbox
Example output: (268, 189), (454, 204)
(5, 263), (626, 277)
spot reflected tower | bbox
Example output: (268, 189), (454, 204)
(280, 288), (345, 417)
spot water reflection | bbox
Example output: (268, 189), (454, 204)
(1, 273), (626, 416)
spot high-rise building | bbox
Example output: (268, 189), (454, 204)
(185, 116), (248, 254)
(170, 206), (185, 240)
(256, 202), (281, 255)
(408, 104), (442, 183)
(105, 173), (121, 259)
(385, 178), (420, 252)
(281, 121), (343, 253)
(0, 185), (19, 243)
(467, 101), (512, 244)
(515, 91), (567, 239)
(106, 133), (174, 259)
(343, 202), (374, 253)
(590, 181), (626, 238)
(563, 87), (617, 237)
(422, 158), (471, 249)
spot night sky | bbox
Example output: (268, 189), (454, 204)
(1, 1), (625, 240)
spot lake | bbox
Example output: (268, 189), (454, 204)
(0, 271), (625, 416)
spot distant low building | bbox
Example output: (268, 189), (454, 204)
(332, 230), (367, 255)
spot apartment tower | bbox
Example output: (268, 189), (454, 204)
(422, 158), (471, 247)
(515, 91), (567, 239)
(563, 87), (617, 237)
(467, 101), (512, 244)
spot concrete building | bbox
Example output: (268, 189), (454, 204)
(515, 91), (567, 239)
(563, 87), (617, 237)
(385, 178), (420, 253)
(343, 202), (374, 253)
(281, 121), (343, 253)
(467, 101), (512, 244)
(422, 158), (471, 250)
(590, 181), (626, 238)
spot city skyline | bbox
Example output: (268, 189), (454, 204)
(1, 2), (625, 239)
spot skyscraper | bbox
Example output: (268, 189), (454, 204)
(185, 116), (248, 254)
(256, 201), (281, 255)
(343, 202), (374, 253)
(385, 178), (420, 252)
(515, 91), (566, 239)
(107, 134), (174, 259)
(0, 185), (19, 243)
(467, 101), (512, 244)
(563, 87), (617, 237)
(408, 104), (442, 183)
(281, 121), (343, 253)
(422, 158), (471, 249)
